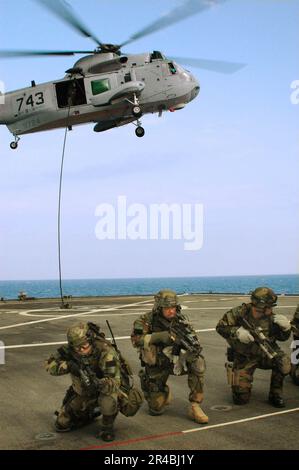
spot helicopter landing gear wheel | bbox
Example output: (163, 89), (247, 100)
(135, 126), (145, 138)
(10, 135), (20, 150)
(132, 105), (142, 118)
(10, 141), (18, 150)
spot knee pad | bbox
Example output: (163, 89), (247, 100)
(277, 355), (291, 376)
(99, 395), (118, 416)
(189, 356), (206, 376)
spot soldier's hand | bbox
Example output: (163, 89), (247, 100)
(236, 326), (254, 344)
(97, 377), (118, 395)
(273, 314), (291, 332)
(67, 360), (80, 376)
(150, 331), (173, 345)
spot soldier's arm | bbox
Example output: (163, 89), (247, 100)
(98, 345), (121, 394)
(271, 321), (292, 342)
(216, 307), (242, 340)
(44, 347), (70, 376)
(131, 313), (151, 348)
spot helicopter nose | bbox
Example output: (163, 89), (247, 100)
(190, 84), (200, 101)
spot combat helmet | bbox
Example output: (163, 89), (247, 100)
(67, 322), (97, 349)
(154, 289), (180, 310)
(251, 287), (277, 308)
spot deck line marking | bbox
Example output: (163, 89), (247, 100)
(0, 300), (153, 331)
(80, 431), (182, 451)
(0, 329), (216, 350)
(18, 310), (148, 318)
(182, 407), (299, 434)
(80, 407), (299, 450)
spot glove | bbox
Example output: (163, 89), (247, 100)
(150, 331), (173, 345)
(236, 326), (254, 344)
(273, 314), (291, 332)
(97, 377), (118, 395)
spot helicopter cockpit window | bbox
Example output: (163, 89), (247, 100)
(168, 62), (177, 74)
(150, 51), (166, 61)
(55, 78), (87, 108)
(91, 79), (111, 96)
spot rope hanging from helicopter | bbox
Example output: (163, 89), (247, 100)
(57, 77), (82, 308)
(57, 104), (71, 308)
(58, 77), (88, 309)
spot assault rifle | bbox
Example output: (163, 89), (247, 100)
(157, 316), (202, 356)
(58, 347), (102, 397)
(241, 317), (278, 360)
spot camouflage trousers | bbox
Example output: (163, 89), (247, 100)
(56, 388), (118, 431)
(139, 354), (206, 415)
(231, 350), (291, 404)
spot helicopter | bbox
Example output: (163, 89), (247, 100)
(0, 0), (245, 149)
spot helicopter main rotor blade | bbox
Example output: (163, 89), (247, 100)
(0, 50), (94, 58)
(34, 0), (102, 46)
(120, 0), (228, 47)
(169, 56), (246, 74)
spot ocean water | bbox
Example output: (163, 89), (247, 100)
(0, 274), (298, 300)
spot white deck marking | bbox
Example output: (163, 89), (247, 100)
(182, 408), (299, 434)
(0, 302), (296, 332)
(0, 328), (216, 350)
(0, 300), (153, 331)
(18, 309), (148, 318)
(10, 304), (298, 319)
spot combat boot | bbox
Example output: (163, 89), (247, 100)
(188, 402), (209, 424)
(54, 421), (72, 432)
(97, 415), (116, 441)
(98, 427), (115, 442)
(268, 393), (285, 408)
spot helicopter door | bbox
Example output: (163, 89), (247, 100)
(55, 78), (87, 108)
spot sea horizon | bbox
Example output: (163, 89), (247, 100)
(0, 274), (298, 300)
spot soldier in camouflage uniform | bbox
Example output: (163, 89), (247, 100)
(216, 287), (291, 407)
(45, 321), (143, 441)
(131, 289), (209, 424)
(290, 304), (299, 385)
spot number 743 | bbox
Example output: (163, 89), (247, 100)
(16, 92), (44, 112)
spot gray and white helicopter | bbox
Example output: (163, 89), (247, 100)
(0, 0), (244, 149)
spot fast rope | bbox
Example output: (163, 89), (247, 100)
(57, 105), (72, 309)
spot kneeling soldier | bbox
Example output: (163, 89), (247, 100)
(45, 321), (143, 441)
(131, 289), (208, 424)
(216, 287), (291, 407)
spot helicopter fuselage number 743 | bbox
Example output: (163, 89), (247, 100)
(16, 92), (45, 112)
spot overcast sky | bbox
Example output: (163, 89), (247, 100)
(0, 0), (298, 280)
